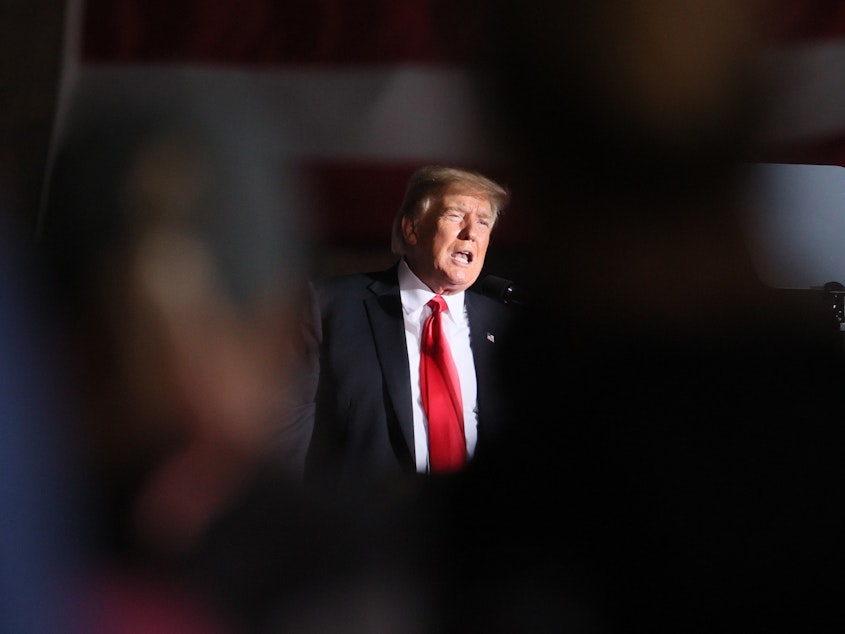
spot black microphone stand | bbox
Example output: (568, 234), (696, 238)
(823, 281), (845, 356)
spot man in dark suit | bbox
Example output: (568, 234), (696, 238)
(291, 165), (515, 493)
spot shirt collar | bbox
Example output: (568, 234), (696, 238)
(398, 258), (465, 318)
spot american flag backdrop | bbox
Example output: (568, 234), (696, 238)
(51, 0), (514, 276)
(48, 0), (845, 286)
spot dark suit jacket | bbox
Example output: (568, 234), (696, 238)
(295, 261), (519, 491)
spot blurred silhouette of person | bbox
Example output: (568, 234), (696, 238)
(292, 165), (518, 493)
(39, 84), (308, 549)
(37, 87), (433, 633)
(413, 1), (845, 632)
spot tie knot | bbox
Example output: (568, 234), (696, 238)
(427, 295), (447, 314)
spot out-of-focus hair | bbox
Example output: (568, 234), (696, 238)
(38, 86), (309, 320)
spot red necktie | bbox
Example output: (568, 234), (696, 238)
(420, 295), (466, 473)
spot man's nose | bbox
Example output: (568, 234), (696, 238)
(460, 218), (478, 240)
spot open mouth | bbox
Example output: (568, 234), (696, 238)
(452, 250), (473, 264)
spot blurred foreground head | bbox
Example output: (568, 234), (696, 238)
(466, 0), (780, 328)
(475, 0), (773, 199)
(38, 88), (310, 557)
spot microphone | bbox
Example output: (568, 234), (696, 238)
(824, 281), (845, 329)
(479, 275), (526, 306)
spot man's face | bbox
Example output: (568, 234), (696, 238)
(403, 185), (494, 295)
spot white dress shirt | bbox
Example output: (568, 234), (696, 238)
(398, 259), (479, 472)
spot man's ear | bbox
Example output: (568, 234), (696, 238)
(401, 216), (419, 246)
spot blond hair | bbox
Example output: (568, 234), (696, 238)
(390, 165), (510, 255)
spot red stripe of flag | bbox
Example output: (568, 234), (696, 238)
(768, 0), (845, 44)
(80, 0), (457, 66)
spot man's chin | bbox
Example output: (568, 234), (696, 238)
(447, 273), (480, 293)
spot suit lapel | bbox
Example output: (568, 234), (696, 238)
(465, 292), (505, 442)
(364, 273), (416, 460)
(466, 292), (495, 374)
